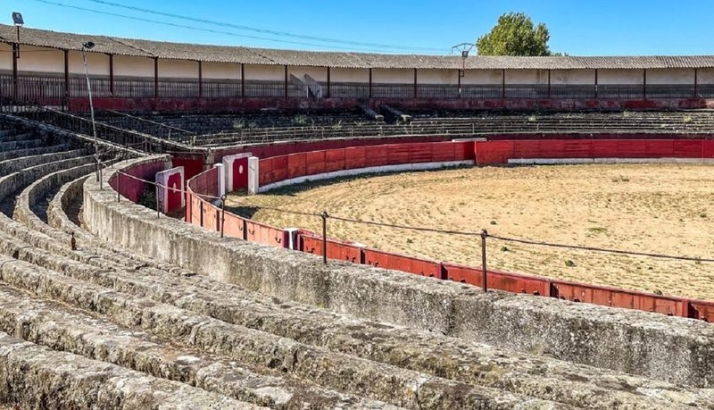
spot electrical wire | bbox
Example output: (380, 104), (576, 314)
(30, 0), (448, 54)
(84, 0), (447, 53)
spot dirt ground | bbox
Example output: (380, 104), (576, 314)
(228, 164), (714, 301)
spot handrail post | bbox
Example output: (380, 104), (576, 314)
(321, 211), (328, 264)
(481, 229), (488, 292)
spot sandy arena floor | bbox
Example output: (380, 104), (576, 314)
(228, 164), (714, 300)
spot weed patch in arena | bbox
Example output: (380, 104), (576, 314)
(228, 163), (714, 300)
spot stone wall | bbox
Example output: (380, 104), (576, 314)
(84, 156), (714, 388)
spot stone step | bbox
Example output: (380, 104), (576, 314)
(0, 332), (261, 409)
(0, 144), (68, 162)
(0, 255), (567, 409)
(0, 139), (42, 151)
(0, 149), (84, 177)
(0, 284), (397, 410)
(0, 224), (704, 409)
(0, 132), (36, 143)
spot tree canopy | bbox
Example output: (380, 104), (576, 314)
(476, 12), (552, 56)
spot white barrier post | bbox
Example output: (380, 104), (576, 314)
(214, 163), (226, 198)
(248, 156), (260, 195)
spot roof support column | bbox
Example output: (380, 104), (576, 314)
(108, 54), (114, 97)
(63, 50), (69, 106)
(547, 69), (551, 99)
(594, 69), (598, 99)
(457, 69), (462, 98)
(368, 68), (373, 99)
(12, 43), (18, 100)
(326, 67), (331, 98)
(284, 65), (288, 99)
(198, 60), (203, 98)
(413, 68), (418, 99)
(694, 68), (698, 98)
(642, 69), (647, 100)
(501, 69), (506, 99)
(153, 57), (159, 99)
(240, 63), (245, 98)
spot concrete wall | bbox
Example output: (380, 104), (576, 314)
(418, 69), (457, 85)
(330, 67), (368, 83)
(16, 45), (64, 75)
(83, 155), (714, 388)
(462, 69), (502, 85)
(599, 69), (645, 85)
(551, 69), (596, 85)
(699, 68), (714, 85)
(372, 68), (413, 84)
(288, 65), (328, 83)
(647, 68), (695, 85)
(505, 69), (549, 85)
(159, 58), (199, 80)
(68, 50), (109, 76)
(114, 55), (154, 78)
(244, 64), (283, 82)
(203, 61), (241, 80)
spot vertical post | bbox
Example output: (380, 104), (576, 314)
(154, 57), (159, 99)
(156, 186), (161, 219)
(240, 63), (245, 98)
(321, 211), (328, 264)
(594, 69), (599, 99)
(284, 65), (288, 99)
(199, 200), (204, 227)
(326, 66), (331, 98)
(64, 50), (70, 108)
(108, 54), (114, 96)
(220, 195), (226, 238)
(368, 68), (373, 99)
(413, 68), (418, 99)
(643, 69), (647, 100)
(547, 69), (551, 99)
(117, 172), (121, 202)
(198, 60), (203, 98)
(12, 44), (18, 100)
(457, 69), (462, 98)
(480, 229), (488, 292)
(694, 68), (698, 98)
(501, 69), (506, 99)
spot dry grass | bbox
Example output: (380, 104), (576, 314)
(228, 164), (714, 300)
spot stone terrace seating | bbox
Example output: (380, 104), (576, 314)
(0, 120), (712, 408)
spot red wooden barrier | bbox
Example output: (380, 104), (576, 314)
(325, 148), (346, 173)
(259, 157), (274, 186)
(689, 300), (714, 322)
(344, 146), (367, 169)
(306, 150), (326, 175)
(223, 213), (247, 239)
(409, 143), (434, 163)
(363, 249), (441, 278)
(431, 142), (456, 162)
(287, 153), (307, 179)
(302, 236), (363, 263)
(364, 145), (389, 168)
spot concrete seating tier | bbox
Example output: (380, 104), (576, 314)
(0, 125), (711, 408)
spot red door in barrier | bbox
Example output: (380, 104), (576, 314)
(233, 157), (249, 191)
(166, 172), (183, 212)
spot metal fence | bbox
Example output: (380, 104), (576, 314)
(2, 74), (712, 104)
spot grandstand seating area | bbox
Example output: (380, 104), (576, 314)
(0, 103), (713, 408)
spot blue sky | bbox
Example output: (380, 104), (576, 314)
(2, 0), (712, 56)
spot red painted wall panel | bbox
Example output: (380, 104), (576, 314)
(363, 249), (441, 278)
(431, 143), (456, 162)
(306, 151), (326, 176)
(364, 145), (388, 168)
(325, 148), (347, 173)
(287, 153), (307, 179)
(408, 143), (434, 163)
(475, 141), (514, 165)
(223, 213), (246, 239)
(703, 141), (714, 159)
(673, 140), (703, 158)
(387, 145), (411, 165)
(453, 141), (475, 161)
(259, 158), (274, 186)
(443, 263), (481, 284)
(166, 172), (183, 212)
(690, 300), (714, 322)
(344, 146), (367, 169)
(232, 157), (249, 191)
(171, 157), (203, 181)
(272, 155), (289, 183)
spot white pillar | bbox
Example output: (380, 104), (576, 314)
(248, 156), (260, 195)
(214, 163), (226, 197)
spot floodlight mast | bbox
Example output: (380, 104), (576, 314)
(12, 12), (23, 59)
(81, 41), (100, 178)
(451, 43), (475, 95)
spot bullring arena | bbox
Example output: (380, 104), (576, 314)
(2, 23), (714, 409)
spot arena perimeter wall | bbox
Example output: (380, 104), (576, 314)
(83, 154), (714, 387)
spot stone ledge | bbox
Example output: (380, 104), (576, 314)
(83, 156), (714, 387)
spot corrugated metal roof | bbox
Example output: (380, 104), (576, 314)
(3, 24), (714, 70)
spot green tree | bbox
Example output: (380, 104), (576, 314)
(476, 12), (552, 56)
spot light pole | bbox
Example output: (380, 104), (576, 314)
(81, 41), (101, 186)
(12, 12), (23, 59)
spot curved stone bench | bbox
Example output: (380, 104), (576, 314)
(0, 144), (69, 162)
(0, 149), (84, 177)
(85, 156), (714, 389)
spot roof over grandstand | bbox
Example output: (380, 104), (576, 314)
(3, 24), (714, 70)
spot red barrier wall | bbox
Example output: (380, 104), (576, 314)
(475, 139), (714, 165)
(181, 139), (714, 323)
(110, 159), (167, 204)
